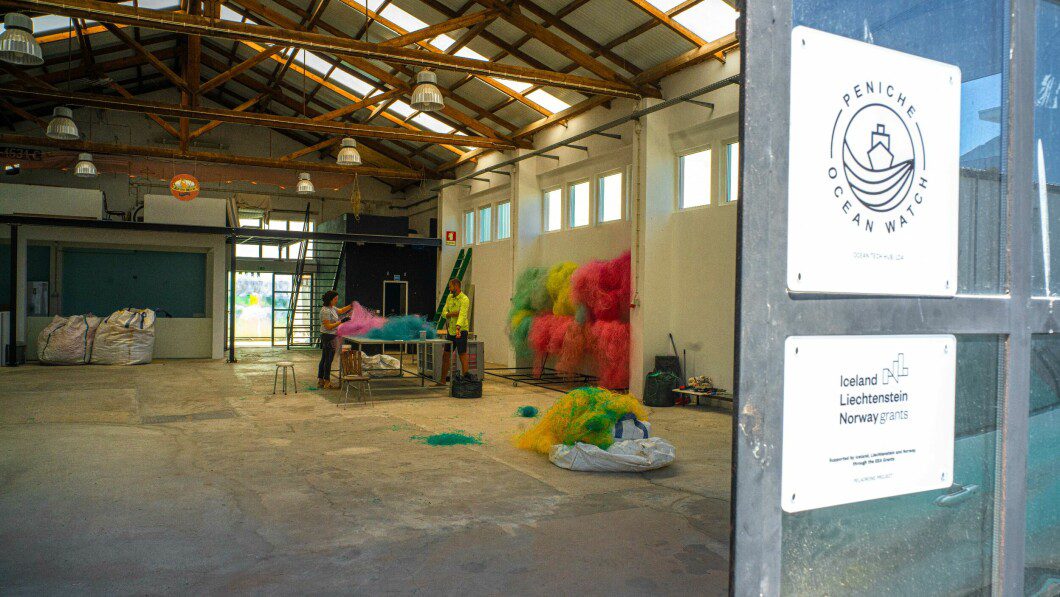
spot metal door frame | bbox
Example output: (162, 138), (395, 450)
(382, 279), (409, 317)
(732, 1), (1036, 595)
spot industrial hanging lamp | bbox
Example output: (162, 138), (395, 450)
(0, 13), (43, 65)
(46, 106), (78, 140)
(296, 172), (314, 195)
(336, 137), (362, 166)
(74, 153), (97, 178)
(410, 70), (444, 112)
(47, 18), (78, 139)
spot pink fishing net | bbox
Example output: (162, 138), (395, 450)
(334, 302), (385, 338)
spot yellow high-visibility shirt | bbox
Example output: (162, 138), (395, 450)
(444, 292), (470, 335)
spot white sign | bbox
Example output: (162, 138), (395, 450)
(787, 26), (961, 296)
(781, 335), (956, 513)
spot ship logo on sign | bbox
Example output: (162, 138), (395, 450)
(827, 83), (928, 234)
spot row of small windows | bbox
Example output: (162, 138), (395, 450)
(544, 170), (626, 233)
(463, 201), (511, 245)
(459, 142), (738, 243)
(679, 140), (740, 209)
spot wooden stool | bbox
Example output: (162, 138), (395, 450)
(340, 374), (372, 407)
(273, 361), (298, 395)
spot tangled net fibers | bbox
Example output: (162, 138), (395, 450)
(413, 432), (483, 446)
(514, 387), (647, 454)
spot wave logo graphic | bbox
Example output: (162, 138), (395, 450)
(839, 103), (918, 213)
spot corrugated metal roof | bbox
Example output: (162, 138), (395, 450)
(4, 0), (738, 179)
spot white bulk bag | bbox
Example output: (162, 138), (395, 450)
(549, 438), (676, 472)
(91, 308), (156, 365)
(37, 314), (101, 365)
(360, 351), (402, 377)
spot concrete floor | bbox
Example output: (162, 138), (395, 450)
(0, 349), (732, 595)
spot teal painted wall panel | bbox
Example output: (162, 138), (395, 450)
(0, 244), (51, 310)
(61, 248), (206, 317)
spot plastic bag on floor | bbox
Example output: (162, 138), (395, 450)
(37, 314), (101, 365)
(91, 308), (156, 365)
(549, 437), (676, 472)
(360, 352), (402, 377)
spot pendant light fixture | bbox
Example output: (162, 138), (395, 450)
(410, 70), (444, 112)
(47, 18), (78, 139)
(0, 13), (44, 66)
(46, 106), (79, 140)
(74, 153), (97, 178)
(296, 172), (314, 195)
(336, 137), (362, 166)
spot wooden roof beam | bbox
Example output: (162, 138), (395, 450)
(0, 132), (426, 178)
(0, 0), (645, 98)
(102, 23), (190, 93)
(0, 85), (520, 149)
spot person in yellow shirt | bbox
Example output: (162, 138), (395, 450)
(441, 278), (471, 380)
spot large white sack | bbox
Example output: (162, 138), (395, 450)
(91, 309), (156, 365)
(37, 314), (101, 365)
(549, 438), (676, 472)
(355, 351), (402, 377)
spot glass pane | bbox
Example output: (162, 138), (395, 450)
(234, 271), (273, 343)
(569, 181), (590, 227)
(478, 205), (492, 243)
(727, 142), (740, 202)
(463, 211), (474, 244)
(1032, 0), (1060, 296)
(1027, 335), (1060, 594)
(235, 244), (258, 258)
(794, 0), (1007, 295)
(680, 149), (711, 208)
(782, 335), (1001, 594)
(598, 172), (623, 222)
(545, 188), (562, 231)
(497, 201), (511, 239)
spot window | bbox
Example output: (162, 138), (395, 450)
(598, 172), (624, 222)
(726, 141), (740, 202)
(679, 148), (712, 208)
(569, 181), (590, 228)
(544, 188), (562, 232)
(463, 210), (474, 245)
(496, 201), (511, 240)
(478, 205), (492, 243)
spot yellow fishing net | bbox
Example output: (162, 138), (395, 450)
(514, 387), (648, 454)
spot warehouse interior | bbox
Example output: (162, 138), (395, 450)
(0, 0), (746, 593)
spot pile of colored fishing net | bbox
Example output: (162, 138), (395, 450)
(364, 315), (437, 341)
(334, 302), (385, 338)
(570, 251), (631, 321)
(590, 320), (631, 388)
(515, 387), (647, 454)
(516, 405), (539, 418)
(547, 262), (579, 316)
(413, 432), (483, 446)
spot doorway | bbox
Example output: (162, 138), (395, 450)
(382, 280), (408, 317)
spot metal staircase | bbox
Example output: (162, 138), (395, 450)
(434, 247), (472, 330)
(283, 207), (347, 349)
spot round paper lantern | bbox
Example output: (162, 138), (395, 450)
(170, 174), (200, 201)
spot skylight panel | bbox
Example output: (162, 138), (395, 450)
(430, 35), (455, 51)
(388, 100), (416, 118)
(673, 0), (738, 43)
(412, 113), (454, 133)
(30, 15), (70, 33)
(496, 78), (531, 93)
(219, 4), (245, 22)
(125, 0), (180, 9)
(379, 4), (427, 33)
(454, 47), (487, 61)
(526, 89), (570, 112)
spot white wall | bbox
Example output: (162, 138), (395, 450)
(436, 50), (742, 390)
